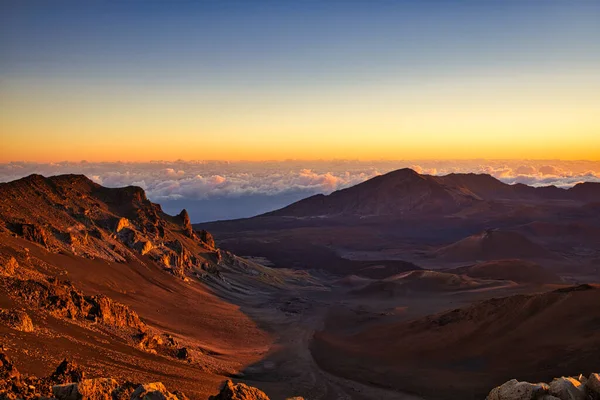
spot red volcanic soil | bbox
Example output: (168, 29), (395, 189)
(312, 284), (600, 400)
(447, 259), (563, 284)
(435, 229), (555, 262)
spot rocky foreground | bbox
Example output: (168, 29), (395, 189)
(487, 374), (600, 400)
(0, 354), (302, 400)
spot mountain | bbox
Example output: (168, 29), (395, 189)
(262, 169), (600, 219)
(199, 168), (600, 278)
(264, 168), (482, 218)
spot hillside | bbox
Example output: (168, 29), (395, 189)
(313, 284), (600, 400)
(447, 259), (562, 284)
(0, 174), (319, 399)
(435, 229), (556, 262)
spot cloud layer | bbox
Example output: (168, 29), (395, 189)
(2, 160), (599, 203)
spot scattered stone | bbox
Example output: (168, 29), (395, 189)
(209, 380), (270, 400)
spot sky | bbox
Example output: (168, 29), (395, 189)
(1, 1), (599, 162)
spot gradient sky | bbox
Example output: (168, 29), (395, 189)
(1, 1), (599, 162)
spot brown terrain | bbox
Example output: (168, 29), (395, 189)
(1, 170), (600, 399)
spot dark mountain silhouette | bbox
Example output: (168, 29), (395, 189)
(263, 169), (599, 218)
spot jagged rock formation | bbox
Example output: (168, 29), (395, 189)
(2, 276), (145, 331)
(487, 373), (600, 400)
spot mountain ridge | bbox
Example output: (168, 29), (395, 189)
(263, 168), (600, 219)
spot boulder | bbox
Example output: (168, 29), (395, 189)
(587, 373), (600, 396)
(487, 379), (548, 400)
(209, 380), (270, 400)
(0, 309), (34, 332)
(50, 359), (85, 383)
(549, 377), (585, 400)
(130, 382), (179, 400)
(53, 378), (119, 400)
(0, 256), (18, 275)
(0, 353), (20, 379)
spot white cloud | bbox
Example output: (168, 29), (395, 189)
(1, 160), (598, 203)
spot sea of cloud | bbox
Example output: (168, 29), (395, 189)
(1, 160), (598, 221)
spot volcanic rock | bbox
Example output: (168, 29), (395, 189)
(197, 230), (216, 249)
(208, 380), (270, 400)
(53, 378), (119, 400)
(588, 373), (600, 396)
(130, 382), (179, 400)
(549, 377), (586, 400)
(14, 223), (49, 248)
(0, 257), (18, 276)
(0, 353), (19, 380)
(50, 359), (85, 384)
(486, 379), (548, 400)
(0, 309), (34, 332)
(178, 210), (193, 238)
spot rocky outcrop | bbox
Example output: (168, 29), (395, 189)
(208, 380), (270, 400)
(197, 230), (216, 249)
(0, 356), (187, 400)
(487, 374), (600, 400)
(13, 223), (49, 248)
(53, 378), (119, 400)
(178, 210), (193, 238)
(0, 309), (34, 332)
(5, 277), (146, 331)
(115, 218), (130, 233)
(130, 382), (179, 400)
(50, 360), (85, 384)
(0, 353), (19, 380)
